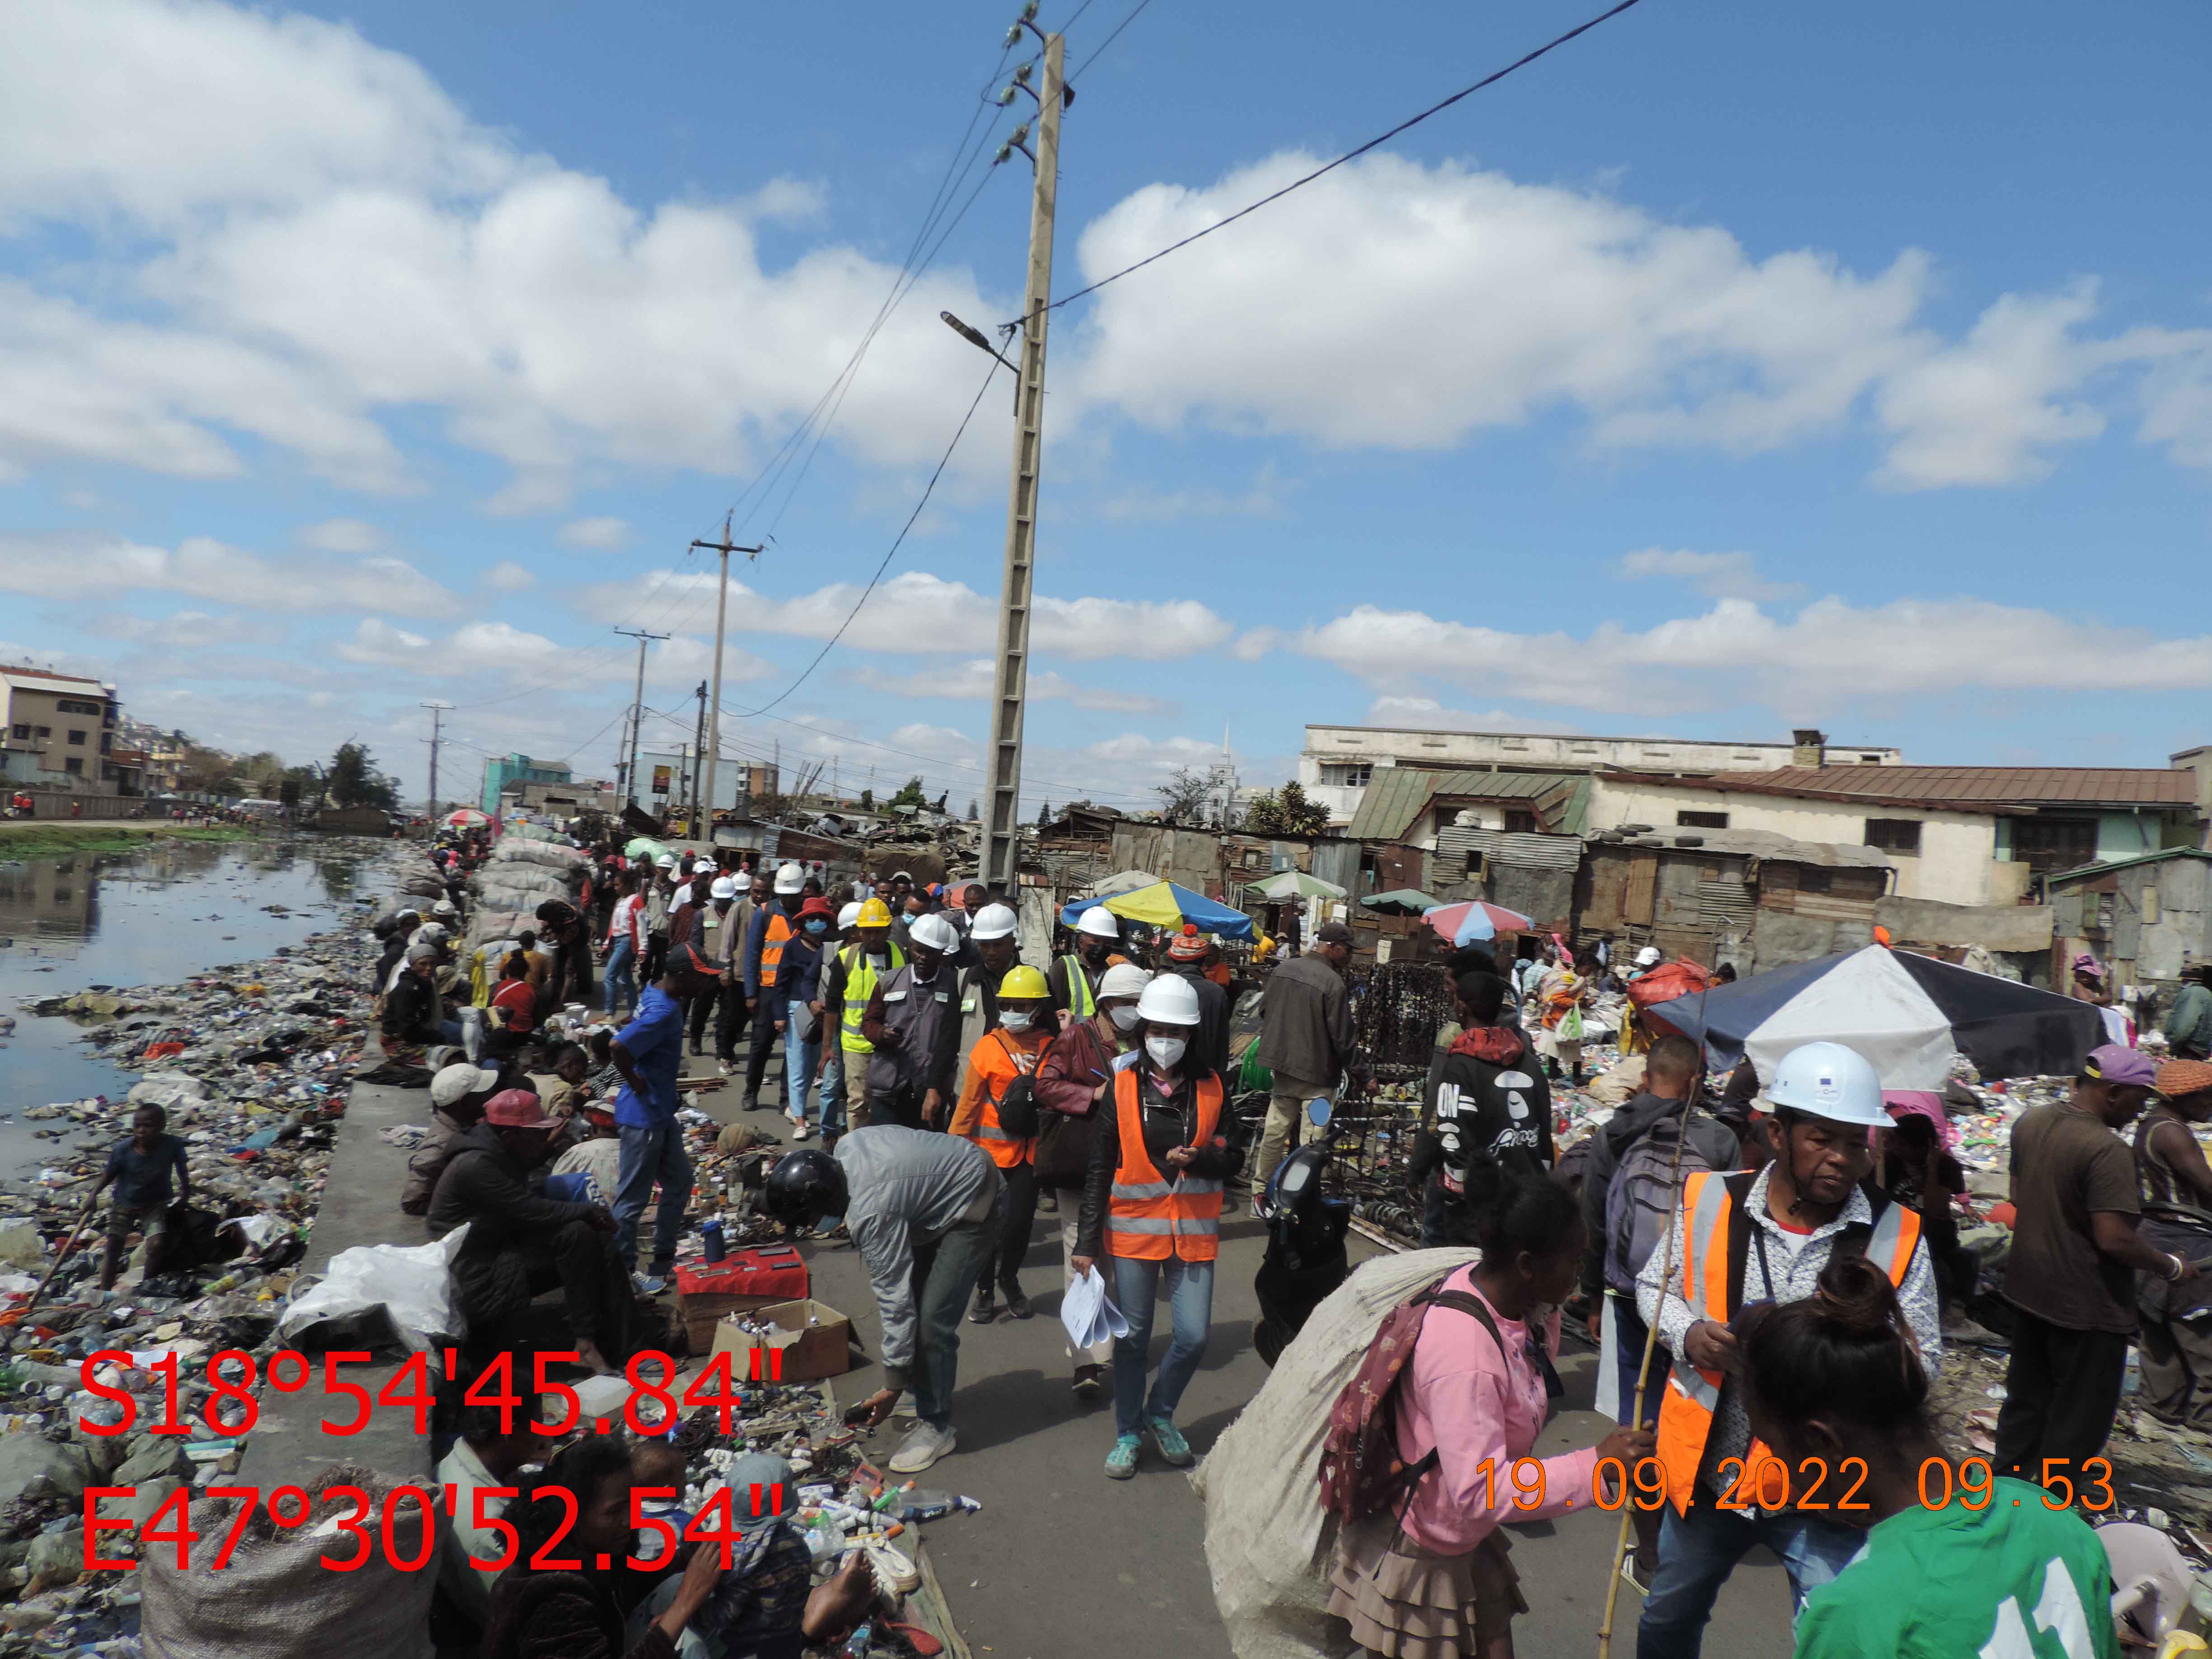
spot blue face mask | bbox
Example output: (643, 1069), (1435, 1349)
(804, 919), (829, 937)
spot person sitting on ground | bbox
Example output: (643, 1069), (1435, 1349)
(84, 1104), (189, 1293)
(482, 1435), (849, 1659)
(1325, 1160), (1651, 1659)
(428, 1088), (630, 1375)
(2133, 1058), (2212, 1426)
(434, 1393), (550, 1633)
(1738, 1255), (2122, 1659)
(532, 1041), (595, 1127)
(404, 1060), (504, 1216)
(484, 951), (540, 1059)
(384, 940), (472, 1058)
(551, 1105), (625, 1209)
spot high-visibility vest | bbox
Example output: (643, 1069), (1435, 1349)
(758, 909), (795, 988)
(1106, 1069), (1224, 1263)
(963, 1029), (1046, 1171)
(839, 942), (904, 1054)
(1058, 954), (1097, 1018)
(1654, 1169), (1922, 1515)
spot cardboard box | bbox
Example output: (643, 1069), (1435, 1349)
(708, 1298), (853, 1382)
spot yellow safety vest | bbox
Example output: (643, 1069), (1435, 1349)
(839, 942), (906, 1054)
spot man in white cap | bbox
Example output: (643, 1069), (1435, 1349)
(643, 851), (678, 981)
(738, 862), (808, 1111)
(1049, 906), (1124, 1019)
(1634, 1040), (1940, 1655)
(1627, 943), (1665, 983)
(401, 1060), (503, 1216)
(809, 900), (867, 1143)
(861, 912), (962, 1129)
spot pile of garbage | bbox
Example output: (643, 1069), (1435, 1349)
(0, 847), (398, 1640)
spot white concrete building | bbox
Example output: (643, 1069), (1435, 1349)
(1299, 724), (1901, 826)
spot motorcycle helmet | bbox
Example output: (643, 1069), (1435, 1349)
(762, 1148), (848, 1233)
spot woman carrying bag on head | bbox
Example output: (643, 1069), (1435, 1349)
(1036, 961), (1151, 1397)
(950, 965), (1058, 1324)
(1073, 973), (1239, 1479)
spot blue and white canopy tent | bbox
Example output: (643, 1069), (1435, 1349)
(1642, 944), (2107, 1089)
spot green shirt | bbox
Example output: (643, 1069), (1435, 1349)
(1793, 1479), (2119, 1659)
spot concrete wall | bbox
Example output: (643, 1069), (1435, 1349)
(1587, 778), (2001, 905)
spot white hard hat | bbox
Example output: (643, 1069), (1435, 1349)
(656, 852), (677, 870)
(836, 901), (862, 931)
(1076, 905), (1120, 940)
(1762, 1041), (1889, 1127)
(1634, 945), (1663, 967)
(773, 861), (805, 895)
(970, 903), (1018, 942)
(1136, 974), (1201, 1026)
(709, 876), (737, 900)
(1099, 962), (1151, 1002)
(908, 913), (959, 954)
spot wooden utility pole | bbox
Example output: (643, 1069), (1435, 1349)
(614, 628), (667, 807)
(689, 516), (764, 842)
(983, 28), (1064, 894)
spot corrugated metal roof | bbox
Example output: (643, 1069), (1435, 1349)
(1441, 825), (1584, 870)
(1593, 826), (1893, 869)
(1345, 768), (1570, 841)
(2045, 847), (2212, 885)
(1605, 764), (2199, 811)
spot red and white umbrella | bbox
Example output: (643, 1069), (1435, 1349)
(1422, 899), (1533, 945)
(444, 807), (491, 827)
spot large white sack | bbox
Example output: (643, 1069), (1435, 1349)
(1191, 1247), (1477, 1659)
(276, 1225), (469, 1353)
(492, 840), (584, 871)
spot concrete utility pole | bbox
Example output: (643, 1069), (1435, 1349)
(614, 628), (668, 807)
(689, 681), (708, 836)
(982, 24), (1065, 894)
(689, 516), (764, 841)
(419, 702), (449, 826)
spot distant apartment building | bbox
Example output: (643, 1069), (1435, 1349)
(117, 719), (190, 794)
(1299, 723), (1902, 826)
(480, 753), (572, 814)
(1, 666), (123, 792)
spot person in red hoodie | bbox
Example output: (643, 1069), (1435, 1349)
(1427, 970), (1555, 1196)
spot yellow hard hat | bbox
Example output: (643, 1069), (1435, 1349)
(857, 897), (893, 928)
(997, 965), (1050, 1000)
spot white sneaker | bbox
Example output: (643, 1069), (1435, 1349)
(888, 1421), (956, 1473)
(791, 1120), (811, 1140)
(717, 1061), (734, 1078)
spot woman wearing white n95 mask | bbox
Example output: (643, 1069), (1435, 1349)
(1073, 973), (1237, 1480)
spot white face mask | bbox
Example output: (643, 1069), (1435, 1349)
(1109, 1004), (1141, 1032)
(1146, 1034), (1187, 1070)
(1000, 1010), (1034, 1033)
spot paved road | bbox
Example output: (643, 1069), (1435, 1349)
(680, 1049), (1799, 1659)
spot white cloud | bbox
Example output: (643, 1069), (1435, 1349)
(333, 616), (769, 691)
(80, 608), (286, 648)
(1616, 548), (1803, 602)
(2139, 343), (2212, 470)
(1097, 462), (1292, 522)
(299, 517), (385, 553)
(558, 516), (633, 550)
(0, 530), (456, 614)
(483, 559), (537, 592)
(581, 569), (1234, 663)
(1298, 591), (2212, 717)
(853, 658), (1176, 715)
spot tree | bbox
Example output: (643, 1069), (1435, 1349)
(965, 797), (979, 821)
(888, 775), (929, 810)
(1155, 767), (1213, 825)
(328, 743), (399, 810)
(858, 787), (874, 810)
(177, 743), (235, 795)
(1243, 780), (1330, 837)
(1037, 799), (1052, 827)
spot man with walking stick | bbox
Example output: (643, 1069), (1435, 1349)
(1625, 1042), (1939, 1659)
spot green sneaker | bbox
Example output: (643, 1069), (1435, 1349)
(1147, 1415), (1193, 1467)
(1104, 1434), (1142, 1480)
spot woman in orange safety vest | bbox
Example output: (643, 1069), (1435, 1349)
(1071, 973), (1238, 1481)
(951, 965), (1057, 1325)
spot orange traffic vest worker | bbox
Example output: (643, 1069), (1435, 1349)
(1634, 1040), (1937, 1657)
(953, 965), (1056, 1324)
(1072, 971), (1237, 1478)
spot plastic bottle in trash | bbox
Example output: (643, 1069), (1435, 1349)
(701, 1218), (726, 1264)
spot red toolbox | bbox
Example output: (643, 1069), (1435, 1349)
(675, 1245), (811, 1350)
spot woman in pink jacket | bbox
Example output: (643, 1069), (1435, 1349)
(1326, 1162), (1650, 1658)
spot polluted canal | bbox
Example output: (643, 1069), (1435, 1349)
(0, 833), (394, 1651)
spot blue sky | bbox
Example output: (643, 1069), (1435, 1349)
(3, 0), (2209, 810)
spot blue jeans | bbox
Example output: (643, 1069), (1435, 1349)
(613, 1119), (693, 1268)
(1110, 1255), (1214, 1438)
(785, 1031), (823, 1125)
(603, 940), (637, 1016)
(1636, 1502), (1867, 1659)
(817, 1049), (846, 1134)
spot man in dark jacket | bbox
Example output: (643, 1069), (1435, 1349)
(1254, 921), (1360, 1193)
(1429, 970), (1553, 1190)
(1164, 926), (1231, 1080)
(428, 1089), (629, 1373)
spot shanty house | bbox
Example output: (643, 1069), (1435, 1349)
(2043, 848), (2212, 994)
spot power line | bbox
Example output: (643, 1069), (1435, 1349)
(1067, 0), (1156, 83)
(1017, 0), (1645, 325)
(732, 352), (1005, 719)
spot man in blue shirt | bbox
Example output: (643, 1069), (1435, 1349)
(610, 945), (721, 1281)
(87, 1104), (190, 1292)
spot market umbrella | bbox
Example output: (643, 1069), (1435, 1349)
(1060, 880), (1256, 942)
(1248, 870), (1346, 902)
(1422, 899), (1534, 947)
(1642, 945), (2105, 1090)
(1361, 887), (1444, 914)
(444, 807), (490, 827)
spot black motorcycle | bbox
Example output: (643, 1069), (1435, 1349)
(1252, 1096), (1352, 1367)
